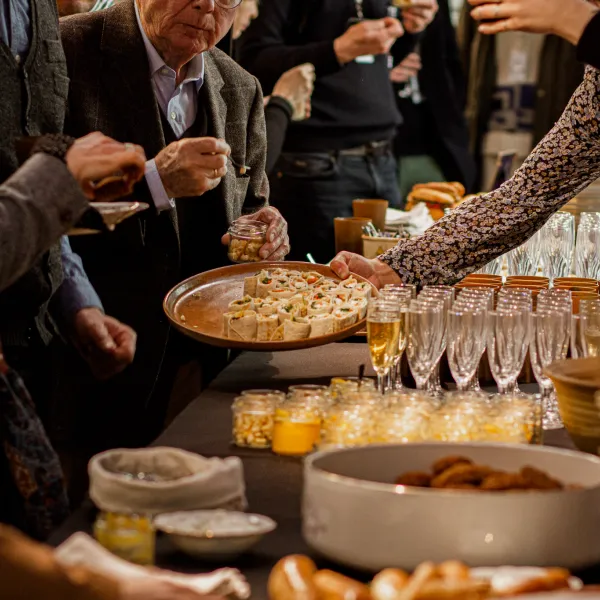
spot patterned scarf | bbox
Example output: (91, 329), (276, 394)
(0, 352), (69, 540)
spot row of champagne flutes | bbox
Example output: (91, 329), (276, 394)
(367, 286), (600, 431)
(481, 212), (600, 280)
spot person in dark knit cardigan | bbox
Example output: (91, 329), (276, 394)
(469, 0), (600, 70)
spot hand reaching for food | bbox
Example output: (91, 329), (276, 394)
(272, 64), (316, 122)
(469, 0), (599, 43)
(330, 252), (402, 289)
(65, 132), (146, 201)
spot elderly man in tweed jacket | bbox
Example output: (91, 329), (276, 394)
(57, 0), (289, 461)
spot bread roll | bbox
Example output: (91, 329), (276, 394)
(268, 555), (318, 600)
(313, 570), (371, 600)
(371, 569), (410, 600)
(407, 189), (456, 207)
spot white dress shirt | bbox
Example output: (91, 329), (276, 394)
(135, 2), (205, 212)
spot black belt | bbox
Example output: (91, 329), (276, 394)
(338, 140), (392, 158)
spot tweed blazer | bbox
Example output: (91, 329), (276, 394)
(0, 155), (89, 295)
(56, 1), (269, 448)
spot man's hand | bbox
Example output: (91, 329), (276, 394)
(469, 0), (598, 44)
(334, 18), (404, 65)
(221, 207), (290, 261)
(402, 0), (439, 34)
(66, 132), (146, 201)
(154, 137), (230, 199)
(390, 52), (422, 84)
(272, 63), (316, 121)
(330, 252), (402, 289)
(71, 308), (137, 380)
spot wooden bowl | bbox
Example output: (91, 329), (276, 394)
(546, 358), (600, 454)
(463, 274), (503, 283)
(163, 262), (374, 352)
(555, 277), (599, 287)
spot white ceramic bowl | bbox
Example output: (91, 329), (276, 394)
(154, 510), (277, 561)
(303, 443), (600, 572)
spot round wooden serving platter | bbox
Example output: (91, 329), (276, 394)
(163, 261), (374, 351)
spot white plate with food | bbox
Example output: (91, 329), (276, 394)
(69, 201), (149, 235)
(154, 510), (277, 560)
(163, 262), (375, 351)
(303, 443), (600, 572)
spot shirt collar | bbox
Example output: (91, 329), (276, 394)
(134, 1), (204, 90)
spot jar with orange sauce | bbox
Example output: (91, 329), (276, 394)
(272, 396), (322, 456)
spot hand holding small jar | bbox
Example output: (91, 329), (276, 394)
(222, 206), (290, 262)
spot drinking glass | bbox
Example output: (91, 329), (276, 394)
(478, 257), (503, 276)
(507, 231), (541, 276)
(383, 283), (417, 299)
(407, 301), (445, 391)
(367, 299), (401, 394)
(575, 213), (600, 279)
(379, 291), (411, 391)
(529, 310), (570, 430)
(487, 310), (530, 394)
(579, 311), (600, 357)
(447, 307), (488, 391)
(418, 290), (453, 396)
(539, 214), (575, 282)
(571, 314), (586, 359)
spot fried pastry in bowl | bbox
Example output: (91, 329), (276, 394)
(303, 443), (600, 572)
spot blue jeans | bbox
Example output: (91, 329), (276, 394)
(269, 150), (402, 264)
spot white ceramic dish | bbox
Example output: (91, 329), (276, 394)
(69, 202), (149, 235)
(154, 510), (277, 561)
(303, 443), (600, 572)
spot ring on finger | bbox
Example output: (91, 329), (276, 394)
(125, 143), (134, 151)
(213, 169), (219, 178)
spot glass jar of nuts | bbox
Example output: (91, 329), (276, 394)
(232, 395), (277, 449)
(227, 220), (267, 263)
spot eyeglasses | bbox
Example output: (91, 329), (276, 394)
(215, 0), (243, 9)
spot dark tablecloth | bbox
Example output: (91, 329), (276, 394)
(50, 344), (583, 598)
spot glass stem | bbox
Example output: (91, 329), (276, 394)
(377, 372), (387, 395)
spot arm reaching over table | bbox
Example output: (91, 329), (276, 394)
(469, 0), (600, 69)
(333, 67), (600, 287)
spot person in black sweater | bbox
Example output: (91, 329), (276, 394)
(469, 0), (600, 70)
(391, 0), (475, 197)
(238, 0), (438, 263)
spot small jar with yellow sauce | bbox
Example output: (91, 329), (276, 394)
(272, 396), (322, 457)
(94, 512), (155, 566)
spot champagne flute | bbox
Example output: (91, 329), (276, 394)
(407, 300), (445, 391)
(487, 310), (530, 394)
(529, 310), (570, 430)
(380, 290), (411, 391)
(367, 299), (401, 394)
(447, 307), (488, 391)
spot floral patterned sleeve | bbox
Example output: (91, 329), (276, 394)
(380, 67), (600, 286)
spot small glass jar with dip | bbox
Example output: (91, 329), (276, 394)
(272, 396), (322, 457)
(94, 512), (155, 566)
(227, 220), (267, 263)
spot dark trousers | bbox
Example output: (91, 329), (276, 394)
(269, 149), (402, 264)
